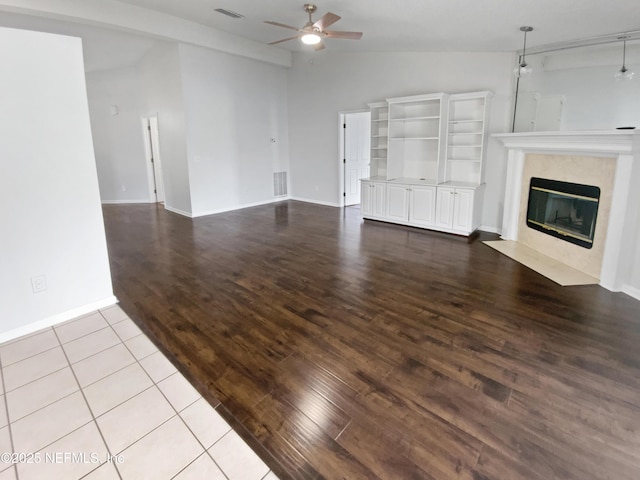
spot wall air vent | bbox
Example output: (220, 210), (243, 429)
(273, 172), (288, 197)
(214, 8), (244, 19)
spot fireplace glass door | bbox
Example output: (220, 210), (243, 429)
(526, 177), (600, 249)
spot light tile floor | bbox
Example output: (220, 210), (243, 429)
(0, 305), (280, 480)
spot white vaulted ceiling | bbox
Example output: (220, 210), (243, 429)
(0, 0), (638, 69)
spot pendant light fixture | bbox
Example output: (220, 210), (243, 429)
(615, 36), (634, 80)
(514, 26), (534, 78)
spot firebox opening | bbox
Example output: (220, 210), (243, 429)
(526, 177), (600, 249)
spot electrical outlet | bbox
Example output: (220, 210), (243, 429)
(31, 275), (47, 293)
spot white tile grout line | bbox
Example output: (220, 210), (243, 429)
(1, 354), (69, 396)
(0, 340), (60, 369)
(50, 325), (124, 480)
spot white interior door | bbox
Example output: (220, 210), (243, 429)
(143, 115), (165, 203)
(343, 112), (371, 206)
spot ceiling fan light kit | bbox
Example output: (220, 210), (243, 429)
(265, 3), (362, 50)
(514, 26), (534, 78)
(301, 33), (321, 45)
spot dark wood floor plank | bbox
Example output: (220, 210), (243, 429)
(474, 444), (549, 480)
(102, 201), (640, 480)
(508, 390), (640, 477)
(336, 419), (438, 480)
(246, 393), (380, 480)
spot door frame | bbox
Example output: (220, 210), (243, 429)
(142, 115), (165, 203)
(338, 109), (370, 208)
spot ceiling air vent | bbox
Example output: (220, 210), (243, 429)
(214, 8), (244, 19)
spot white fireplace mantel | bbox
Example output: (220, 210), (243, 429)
(493, 130), (640, 293)
(493, 130), (638, 155)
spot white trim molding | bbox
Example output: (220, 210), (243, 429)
(101, 199), (152, 205)
(289, 197), (341, 208)
(191, 197), (291, 218)
(493, 130), (638, 155)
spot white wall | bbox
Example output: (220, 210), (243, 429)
(178, 43), (290, 217)
(514, 44), (640, 131)
(286, 51), (514, 230)
(86, 66), (151, 203)
(138, 43), (192, 215)
(0, 27), (115, 340)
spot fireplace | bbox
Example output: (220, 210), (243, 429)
(526, 177), (600, 249)
(493, 130), (639, 294)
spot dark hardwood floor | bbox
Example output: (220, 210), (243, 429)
(103, 200), (640, 480)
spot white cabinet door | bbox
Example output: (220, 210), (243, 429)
(452, 188), (474, 232)
(409, 185), (436, 227)
(372, 182), (387, 218)
(435, 187), (455, 229)
(361, 181), (373, 216)
(435, 186), (475, 233)
(362, 181), (386, 219)
(386, 183), (410, 222)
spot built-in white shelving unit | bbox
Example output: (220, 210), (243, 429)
(445, 91), (492, 186)
(361, 91), (492, 236)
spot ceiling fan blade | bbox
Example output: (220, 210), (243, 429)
(324, 30), (363, 40)
(264, 21), (300, 32)
(313, 12), (340, 31)
(314, 40), (326, 51)
(268, 35), (301, 45)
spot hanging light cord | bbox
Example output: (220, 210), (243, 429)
(521, 29), (528, 65)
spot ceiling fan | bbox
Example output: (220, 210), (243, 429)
(265, 3), (362, 51)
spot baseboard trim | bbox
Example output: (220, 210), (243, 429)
(479, 225), (502, 234)
(164, 205), (193, 218)
(101, 199), (152, 205)
(0, 295), (118, 344)
(191, 197), (290, 218)
(622, 284), (640, 302)
(289, 196), (341, 208)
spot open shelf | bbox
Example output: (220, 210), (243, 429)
(391, 115), (441, 121)
(391, 137), (439, 141)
